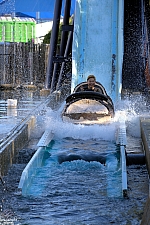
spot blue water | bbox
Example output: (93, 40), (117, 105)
(1, 100), (148, 224)
(26, 138), (122, 199)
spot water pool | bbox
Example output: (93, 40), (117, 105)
(25, 138), (122, 198)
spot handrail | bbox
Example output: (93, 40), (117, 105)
(116, 115), (128, 197)
(120, 146), (128, 197)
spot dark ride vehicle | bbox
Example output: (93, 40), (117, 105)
(62, 81), (115, 124)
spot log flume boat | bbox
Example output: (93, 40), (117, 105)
(62, 81), (114, 125)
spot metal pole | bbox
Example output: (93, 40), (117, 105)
(13, 43), (15, 85)
(57, 23), (73, 89)
(50, 0), (71, 93)
(60, 0), (71, 55)
(120, 145), (128, 197)
(3, 43), (5, 84)
(45, 0), (63, 89)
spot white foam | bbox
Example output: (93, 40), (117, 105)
(39, 94), (149, 141)
(115, 98), (144, 138)
(43, 103), (116, 141)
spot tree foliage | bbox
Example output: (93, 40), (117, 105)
(43, 17), (73, 44)
(43, 22), (62, 44)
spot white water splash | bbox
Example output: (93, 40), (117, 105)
(115, 96), (148, 138)
(43, 103), (117, 141)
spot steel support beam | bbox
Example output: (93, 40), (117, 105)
(50, 0), (72, 93)
(45, 0), (63, 89)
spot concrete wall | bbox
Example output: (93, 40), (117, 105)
(141, 197), (150, 225)
(35, 21), (53, 43)
(140, 117), (150, 175)
(140, 117), (150, 224)
(0, 116), (35, 176)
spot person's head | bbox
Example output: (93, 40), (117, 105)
(87, 75), (96, 89)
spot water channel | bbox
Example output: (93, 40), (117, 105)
(0, 90), (149, 225)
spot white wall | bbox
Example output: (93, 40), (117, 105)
(35, 21), (53, 44)
(35, 18), (63, 44)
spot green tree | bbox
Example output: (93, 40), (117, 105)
(43, 22), (62, 44)
(43, 17), (73, 44)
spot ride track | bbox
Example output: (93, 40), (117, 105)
(18, 0), (128, 198)
(18, 110), (128, 198)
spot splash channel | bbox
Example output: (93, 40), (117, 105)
(24, 138), (122, 198)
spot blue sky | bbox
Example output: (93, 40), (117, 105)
(0, 0), (75, 19)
